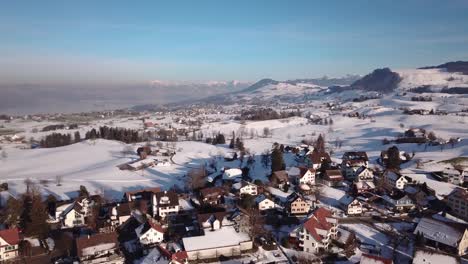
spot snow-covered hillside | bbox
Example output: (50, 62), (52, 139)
(397, 68), (468, 90)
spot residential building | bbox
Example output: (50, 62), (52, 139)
(383, 170), (410, 190)
(341, 151), (369, 180)
(199, 187), (225, 206)
(351, 166), (375, 193)
(111, 202), (134, 226)
(135, 221), (165, 245)
(182, 225), (253, 261)
(255, 195), (276, 211)
(55, 202), (86, 228)
(383, 192), (415, 211)
(308, 151), (331, 169)
(152, 191), (180, 218)
(297, 208), (338, 253)
(322, 170), (344, 187)
(124, 187), (161, 202)
(297, 167), (316, 185)
(75, 233), (124, 264)
(414, 217), (468, 256)
(441, 168), (465, 185)
(197, 212), (233, 231)
(287, 192), (313, 215)
(232, 181), (258, 196)
(446, 188), (468, 221)
(345, 199), (363, 216)
(270, 170), (290, 190)
(0, 228), (19, 261)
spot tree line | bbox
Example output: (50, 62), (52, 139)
(85, 126), (143, 143)
(235, 108), (301, 121)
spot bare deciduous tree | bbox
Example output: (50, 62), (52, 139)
(186, 166), (206, 191)
(56, 175), (62, 186)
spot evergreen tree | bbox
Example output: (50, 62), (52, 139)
(315, 134), (326, 153)
(74, 131), (81, 143)
(79, 185), (90, 197)
(271, 143), (285, 172)
(229, 131), (235, 148)
(22, 194), (50, 239)
(1, 197), (22, 227)
(386, 145), (401, 170)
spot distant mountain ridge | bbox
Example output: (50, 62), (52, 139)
(351, 68), (402, 93)
(419, 61), (468, 75)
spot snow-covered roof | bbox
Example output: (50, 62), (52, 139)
(139, 248), (169, 264)
(413, 249), (458, 264)
(222, 168), (242, 179)
(182, 226), (250, 252)
(414, 217), (465, 247)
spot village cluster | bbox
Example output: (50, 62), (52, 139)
(0, 127), (467, 264)
(0, 94), (467, 264)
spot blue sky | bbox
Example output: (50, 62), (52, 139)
(1, 0), (468, 84)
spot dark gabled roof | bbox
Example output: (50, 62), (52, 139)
(154, 191), (179, 207)
(125, 187), (161, 201)
(197, 211), (228, 226)
(116, 202), (134, 216)
(298, 167), (315, 178)
(309, 151), (331, 164)
(199, 187), (224, 199)
(355, 166), (371, 176)
(324, 170), (343, 181)
(75, 232), (119, 259)
(287, 192), (305, 203)
(448, 187), (468, 200)
(272, 170), (289, 181)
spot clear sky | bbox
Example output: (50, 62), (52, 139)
(1, 0), (468, 84)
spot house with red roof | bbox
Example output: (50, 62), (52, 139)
(296, 208), (338, 253)
(0, 228), (20, 261)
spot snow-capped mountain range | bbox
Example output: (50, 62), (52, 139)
(185, 61), (468, 106)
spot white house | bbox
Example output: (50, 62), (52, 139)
(255, 195), (276, 211)
(297, 208), (338, 253)
(342, 157), (368, 180)
(298, 167), (316, 185)
(345, 199), (363, 216)
(233, 181), (258, 196)
(55, 202), (86, 228)
(111, 202), (133, 226)
(0, 229), (19, 261)
(383, 170), (410, 190)
(442, 168), (464, 185)
(135, 221), (165, 245)
(152, 191), (180, 218)
(76, 195), (101, 217)
(353, 166), (375, 193)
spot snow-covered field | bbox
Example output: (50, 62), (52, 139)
(1, 86), (467, 202)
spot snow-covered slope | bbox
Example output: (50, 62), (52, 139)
(396, 68), (468, 90)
